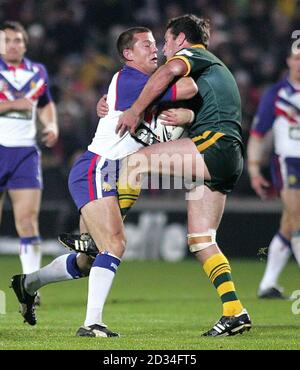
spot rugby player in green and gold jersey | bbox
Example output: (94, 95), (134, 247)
(117, 14), (251, 337)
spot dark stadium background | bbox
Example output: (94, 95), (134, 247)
(0, 0), (298, 258)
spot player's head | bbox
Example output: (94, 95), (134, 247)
(117, 27), (158, 75)
(287, 47), (300, 82)
(163, 14), (210, 59)
(0, 21), (28, 64)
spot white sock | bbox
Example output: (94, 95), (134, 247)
(19, 236), (42, 274)
(84, 252), (120, 327)
(259, 233), (291, 291)
(24, 253), (82, 295)
(291, 231), (300, 265)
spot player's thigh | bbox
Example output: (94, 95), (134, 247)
(187, 185), (226, 233)
(131, 138), (211, 180)
(81, 196), (125, 254)
(9, 188), (41, 222)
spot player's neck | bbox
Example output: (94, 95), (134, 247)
(288, 74), (300, 87)
(3, 58), (23, 68)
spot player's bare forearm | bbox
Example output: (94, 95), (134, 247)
(0, 100), (13, 113)
(38, 102), (59, 147)
(247, 135), (265, 178)
(247, 134), (272, 199)
(131, 64), (178, 116)
(0, 98), (33, 113)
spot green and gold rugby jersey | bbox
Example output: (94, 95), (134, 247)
(167, 45), (242, 145)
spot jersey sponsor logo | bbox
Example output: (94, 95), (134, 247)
(288, 174), (298, 185)
(110, 262), (118, 271)
(0, 110), (32, 120)
(289, 127), (300, 140)
(102, 182), (112, 192)
(30, 81), (36, 90)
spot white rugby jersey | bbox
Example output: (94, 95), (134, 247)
(0, 57), (52, 147)
(88, 65), (176, 160)
(251, 78), (300, 157)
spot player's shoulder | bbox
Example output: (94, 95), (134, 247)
(119, 65), (148, 79)
(116, 65), (148, 88)
(174, 46), (221, 67)
(24, 58), (48, 75)
(175, 45), (202, 57)
(258, 79), (286, 104)
(265, 78), (288, 96)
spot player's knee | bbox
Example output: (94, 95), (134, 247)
(15, 213), (38, 236)
(105, 229), (127, 258)
(187, 229), (217, 253)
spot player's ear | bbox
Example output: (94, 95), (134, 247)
(177, 32), (186, 46)
(123, 48), (133, 61)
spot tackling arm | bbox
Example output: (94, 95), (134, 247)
(116, 59), (188, 135)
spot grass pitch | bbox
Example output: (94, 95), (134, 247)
(0, 256), (299, 350)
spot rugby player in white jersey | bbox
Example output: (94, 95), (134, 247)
(248, 49), (300, 298)
(11, 27), (197, 335)
(0, 21), (58, 287)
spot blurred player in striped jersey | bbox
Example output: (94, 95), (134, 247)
(248, 48), (300, 298)
(0, 21), (58, 286)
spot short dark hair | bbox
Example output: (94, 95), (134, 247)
(117, 27), (152, 62)
(1, 21), (29, 46)
(166, 14), (210, 48)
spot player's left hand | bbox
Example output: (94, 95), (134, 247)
(96, 94), (108, 118)
(116, 108), (141, 136)
(42, 124), (59, 147)
(158, 108), (194, 126)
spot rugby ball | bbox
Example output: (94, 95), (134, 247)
(154, 116), (186, 142)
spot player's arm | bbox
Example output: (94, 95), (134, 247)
(97, 94), (108, 117)
(0, 98), (33, 113)
(116, 59), (188, 135)
(247, 85), (278, 199)
(157, 108), (195, 126)
(37, 101), (59, 147)
(247, 134), (271, 199)
(173, 76), (197, 100)
(98, 75), (197, 120)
